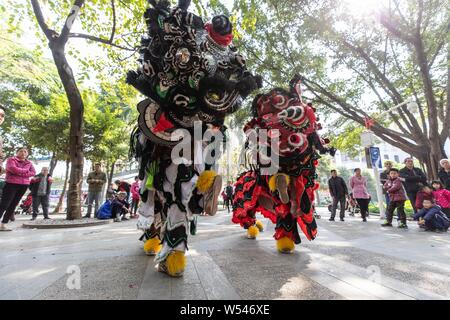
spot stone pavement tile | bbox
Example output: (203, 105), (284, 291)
(137, 255), (206, 300)
(190, 253), (241, 300)
(34, 254), (148, 300)
(171, 283), (207, 300)
(302, 243), (450, 298)
(207, 248), (342, 300)
(304, 252), (416, 300)
(137, 261), (171, 300)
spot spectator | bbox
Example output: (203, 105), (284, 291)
(111, 191), (130, 222)
(84, 163), (107, 218)
(415, 185), (434, 211)
(328, 170), (348, 221)
(382, 168), (408, 228)
(115, 179), (131, 203)
(349, 168), (371, 222)
(413, 199), (450, 232)
(431, 180), (450, 219)
(225, 181), (233, 213)
(0, 104), (6, 175)
(221, 190), (228, 209)
(0, 147), (36, 231)
(130, 176), (140, 218)
(106, 182), (116, 200)
(438, 159), (450, 190)
(29, 167), (53, 220)
(380, 161), (393, 207)
(399, 157), (426, 214)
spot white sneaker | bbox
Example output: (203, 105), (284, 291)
(0, 223), (12, 231)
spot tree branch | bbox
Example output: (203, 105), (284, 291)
(388, 38), (428, 138)
(312, 92), (423, 156)
(59, 0), (85, 46)
(379, 11), (416, 44)
(68, 33), (138, 51)
(30, 0), (57, 41)
(109, 0), (116, 43)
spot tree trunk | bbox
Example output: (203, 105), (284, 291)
(49, 152), (58, 176)
(50, 46), (85, 220)
(105, 160), (116, 199)
(54, 159), (70, 214)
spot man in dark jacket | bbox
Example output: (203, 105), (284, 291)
(84, 163), (107, 218)
(225, 181), (233, 213)
(29, 167), (53, 220)
(399, 158), (427, 214)
(438, 159), (450, 191)
(328, 170), (348, 221)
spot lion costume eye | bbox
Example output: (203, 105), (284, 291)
(289, 106), (305, 122)
(279, 106), (305, 122)
(288, 133), (305, 147)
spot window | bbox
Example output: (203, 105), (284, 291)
(394, 155), (400, 163)
(384, 154), (389, 160)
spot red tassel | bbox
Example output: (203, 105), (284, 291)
(152, 113), (174, 133)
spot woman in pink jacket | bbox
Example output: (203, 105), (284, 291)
(0, 147), (36, 231)
(431, 180), (450, 219)
(349, 168), (371, 222)
(130, 176), (141, 218)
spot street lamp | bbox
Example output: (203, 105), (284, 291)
(360, 97), (417, 219)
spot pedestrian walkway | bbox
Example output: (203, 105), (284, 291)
(0, 208), (449, 299)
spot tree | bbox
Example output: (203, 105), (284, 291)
(0, 31), (63, 155)
(82, 84), (137, 197)
(5, 0), (146, 219)
(226, 0), (449, 179)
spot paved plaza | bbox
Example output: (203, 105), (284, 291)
(1, 208), (449, 300)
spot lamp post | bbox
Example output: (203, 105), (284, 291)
(361, 130), (386, 219)
(360, 97), (418, 219)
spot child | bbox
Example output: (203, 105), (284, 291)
(111, 191), (130, 222)
(431, 180), (450, 219)
(413, 199), (450, 232)
(415, 185), (434, 210)
(382, 168), (408, 228)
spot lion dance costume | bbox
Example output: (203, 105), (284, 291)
(232, 76), (336, 253)
(127, 0), (261, 277)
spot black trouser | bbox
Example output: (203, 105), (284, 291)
(112, 206), (127, 219)
(407, 191), (418, 213)
(32, 195), (49, 218)
(225, 198), (231, 212)
(331, 196), (346, 219)
(0, 183), (29, 224)
(355, 198), (370, 219)
(131, 199), (139, 215)
(386, 200), (406, 224)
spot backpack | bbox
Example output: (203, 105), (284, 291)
(96, 200), (112, 219)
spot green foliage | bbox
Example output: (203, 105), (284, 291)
(0, 31), (63, 157)
(83, 82), (138, 165)
(0, 30), (138, 164)
(329, 123), (364, 158)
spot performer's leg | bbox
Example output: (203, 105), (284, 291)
(274, 213), (298, 254)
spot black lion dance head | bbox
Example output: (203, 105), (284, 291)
(127, 0), (262, 146)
